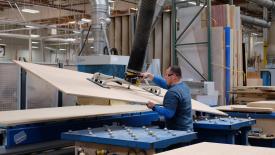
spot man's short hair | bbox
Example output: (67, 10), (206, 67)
(169, 66), (182, 77)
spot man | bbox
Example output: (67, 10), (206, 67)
(141, 66), (193, 131)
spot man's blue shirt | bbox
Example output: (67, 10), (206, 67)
(152, 76), (193, 131)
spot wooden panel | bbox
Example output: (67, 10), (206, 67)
(253, 119), (275, 135)
(115, 17), (122, 55)
(162, 12), (171, 73)
(212, 27), (226, 105)
(0, 104), (149, 126)
(154, 18), (163, 62)
(121, 16), (129, 56)
(13, 61), (227, 116)
(156, 142), (275, 155)
(108, 18), (115, 48)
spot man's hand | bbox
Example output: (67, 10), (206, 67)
(146, 100), (156, 109)
(139, 72), (154, 81)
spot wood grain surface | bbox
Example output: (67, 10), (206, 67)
(13, 61), (226, 116)
(156, 142), (275, 155)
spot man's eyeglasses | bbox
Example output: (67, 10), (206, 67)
(166, 73), (174, 77)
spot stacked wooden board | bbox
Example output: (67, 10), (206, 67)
(13, 61), (226, 116)
(231, 86), (275, 104)
(178, 4), (243, 105)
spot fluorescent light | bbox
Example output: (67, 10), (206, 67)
(59, 49), (66, 51)
(0, 44), (6, 46)
(32, 41), (39, 44)
(26, 25), (37, 28)
(73, 30), (81, 34)
(88, 38), (94, 42)
(66, 38), (75, 42)
(251, 33), (259, 36)
(130, 8), (138, 11)
(32, 46), (38, 49)
(68, 21), (76, 24)
(81, 18), (91, 23)
(90, 46), (94, 49)
(22, 8), (40, 14)
(30, 34), (40, 38)
(188, 2), (196, 5)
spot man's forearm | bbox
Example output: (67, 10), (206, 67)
(153, 105), (175, 119)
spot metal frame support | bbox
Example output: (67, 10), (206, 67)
(20, 68), (26, 110)
(207, 0), (213, 81)
(177, 49), (207, 80)
(57, 63), (63, 107)
(172, 0), (177, 65)
(172, 0), (212, 81)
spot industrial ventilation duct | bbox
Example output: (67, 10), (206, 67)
(127, 0), (157, 73)
(249, 0), (275, 56)
(241, 15), (271, 28)
(89, 0), (110, 55)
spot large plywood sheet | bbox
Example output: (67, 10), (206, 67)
(115, 17), (122, 55)
(156, 142), (275, 155)
(13, 61), (226, 116)
(0, 104), (149, 126)
(121, 16), (129, 56)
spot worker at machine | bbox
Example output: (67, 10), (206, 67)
(141, 66), (193, 131)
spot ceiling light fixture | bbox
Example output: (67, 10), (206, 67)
(30, 34), (40, 38)
(32, 41), (39, 44)
(81, 18), (92, 23)
(22, 8), (40, 14)
(32, 46), (38, 49)
(59, 49), (66, 51)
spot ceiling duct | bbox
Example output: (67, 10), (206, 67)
(89, 0), (110, 55)
(249, 0), (275, 9)
(241, 14), (271, 28)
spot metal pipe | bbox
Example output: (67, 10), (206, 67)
(89, 0), (110, 55)
(241, 14), (271, 28)
(207, 0), (212, 81)
(172, 0), (177, 65)
(249, 0), (275, 9)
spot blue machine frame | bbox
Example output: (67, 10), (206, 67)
(61, 126), (197, 150)
(193, 117), (256, 145)
(223, 111), (275, 147)
(0, 111), (159, 149)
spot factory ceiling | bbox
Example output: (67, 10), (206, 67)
(0, 0), (268, 39)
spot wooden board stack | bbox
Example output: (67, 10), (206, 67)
(231, 86), (275, 104)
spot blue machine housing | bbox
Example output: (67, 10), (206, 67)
(224, 111), (275, 147)
(0, 111), (159, 149)
(193, 117), (256, 145)
(77, 65), (126, 79)
(62, 126), (197, 150)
